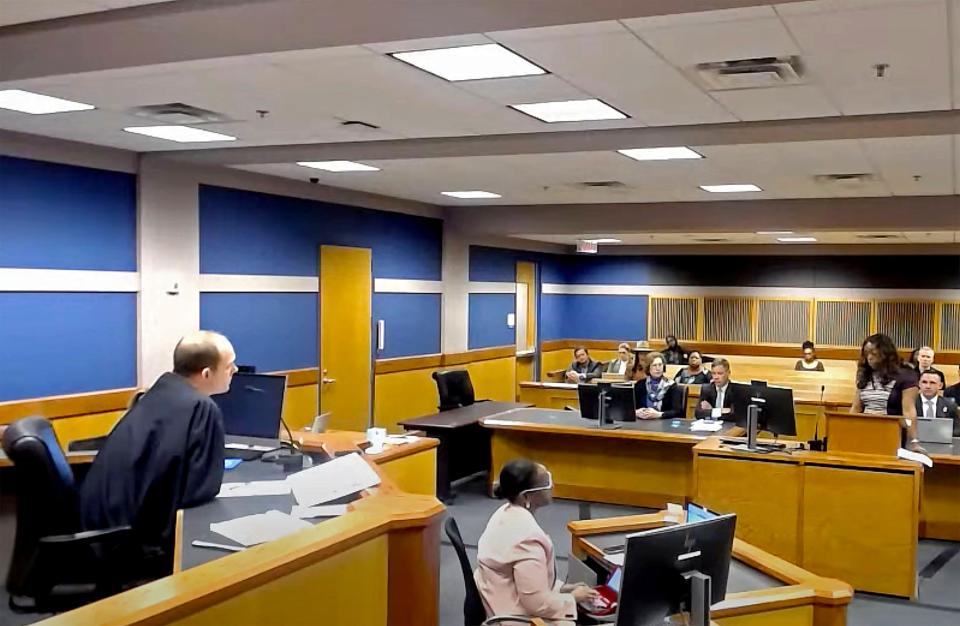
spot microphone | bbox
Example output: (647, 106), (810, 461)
(820, 384), (825, 404)
(808, 385), (827, 451)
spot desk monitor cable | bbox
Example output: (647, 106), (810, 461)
(261, 416), (308, 469)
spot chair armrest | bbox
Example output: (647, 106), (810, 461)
(482, 616), (540, 625)
(40, 526), (132, 545)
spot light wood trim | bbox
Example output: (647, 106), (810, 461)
(173, 509), (184, 574)
(374, 354), (443, 374)
(568, 511), (683, 536)
(0, 388), (136, 424)
(296, 429), (439, 464)
(441, 345), (515, 366)
(694, 437), (920, 473)
(482, 415), (711, 445)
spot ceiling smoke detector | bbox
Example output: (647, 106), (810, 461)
(696, 56), (804, 91)
(129, 103), (230, 125)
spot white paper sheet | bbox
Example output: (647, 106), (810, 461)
(210, 510), (313, 547)
(225, 442), (275, 452)
(384, 435), (419, 445)
(217, 481), (292, 498)
(286, 452), (381, 507)
(897, 448), (933, 468)
(291, 504), (349, 519)
(690, 419), (724, 432)
(606, 553), (625, 567)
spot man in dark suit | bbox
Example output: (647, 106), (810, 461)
(916, 370), (960, 436)
(695, 358), (736, 419)
(944, 364), (960, 403)
(564, 346), (604, 383)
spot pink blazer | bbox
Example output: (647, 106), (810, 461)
(474, 503), (577, 626)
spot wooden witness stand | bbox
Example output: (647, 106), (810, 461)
(39, 432), (444, 626)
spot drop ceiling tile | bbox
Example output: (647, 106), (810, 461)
(710, 85), (840, 121)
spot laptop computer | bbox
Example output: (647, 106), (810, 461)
(917, 417), (954, 444)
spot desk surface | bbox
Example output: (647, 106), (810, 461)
(482, 408), (736, 444)
(925, 439), (960, 464)
(398, 401), (532, 429)
(695, 437), (925, 473)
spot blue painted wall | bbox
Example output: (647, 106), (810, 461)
(468, 294), (516, 349)
(200, 293), (319, 372)
(0, 156), (136, 271)
(541, 294), (647, 341)
(0, 293), (137, 401)
(199, 185), (442, 279)
(373, 293), (441, 358)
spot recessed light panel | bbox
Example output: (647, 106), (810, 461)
(441, 191), (502, 199)
(585, 238), (622, 244)
(511, 99), (627, 123)
(123, 125), (236, 143)
(777, 236), (818, 243)
(391, 43), (546, 81)
(297, 161), (380, 172)
(0, 89), (94, 114)
(700, 184), (762, 193)
(756, 230), (793, 235)
(618, 147), (703, 161)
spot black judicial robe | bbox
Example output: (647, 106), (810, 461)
(80, 372), (224, 557)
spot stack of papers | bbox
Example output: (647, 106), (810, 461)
(217, 481), (291, 498)
(690, 419), (724, 433)
(897, 448), (933, 468)
(286, 452), (381, 507)
(291, 504), (349, 519)
(210, 510), (312, 547)
(384, 435), (419, 445)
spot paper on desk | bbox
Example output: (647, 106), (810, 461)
(217, 481), (291, 498)
(384, 435), (419, 445)
(606, 553), (625, 567)
(286, 452), (381, 507)
(210, 510), (312, 547)
(291, 504), (349, 519)
(225, 442), (275, 452)
(690, 419), (724, 432)
(897, 448), (933, 468)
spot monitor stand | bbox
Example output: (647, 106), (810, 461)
(597, 388), (622, 430)
(666, 570), (711, 626)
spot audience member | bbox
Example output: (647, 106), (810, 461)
(662, 335), (685, 365)
(564, 346), (603, 383)
(605, 342), (632, 376)
(794, 341), (825, 371)
(674, 350), (710, 385)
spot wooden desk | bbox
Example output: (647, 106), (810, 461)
(693, 438), (921, 598)
(36, 432), (445, 626)
(569, 511), (853, 626)
(921, 439), (960, 541)
(482, 408), (735, 508)
(397, 401), (531, 501)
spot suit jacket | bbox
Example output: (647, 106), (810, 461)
(474, 503), (577, 626)
(566, 359), (604, 381)
(695, 383), (736, 419)
(916, 395), (960, 436)
(605, 359), (629, 375)
(944, 382), (960, 403)
(635, 379), (686, 419)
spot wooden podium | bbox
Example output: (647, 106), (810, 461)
(824, 410), (902, 455)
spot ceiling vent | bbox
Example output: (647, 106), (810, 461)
(692, 237), (730, 243)
(129, 103), (230, 125)
(857, 233), (901, 240)
(695, 56), (804, 91)
(575, 180), (627, 189)
(814, 173), (877, 189)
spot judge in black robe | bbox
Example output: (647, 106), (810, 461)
(80, 332), (235, 575)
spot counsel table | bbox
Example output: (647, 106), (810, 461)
(922, 439), (960, 541)
(481, 408), (735, 508)
(398, 401), (531, 501)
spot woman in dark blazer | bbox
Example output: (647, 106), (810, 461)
(634, 352), (685, 420)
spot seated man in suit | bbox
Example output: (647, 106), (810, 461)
(945, 364), (960, 402)
(564, 346), (604, 383)
(605, 342), (632, 376)
(916, 370), (960, 435)
(81, 331), (235, 577)
(695, 358), (736, 419)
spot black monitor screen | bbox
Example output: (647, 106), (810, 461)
(578, 383), (636, 422)
(213, 373), (286, 439)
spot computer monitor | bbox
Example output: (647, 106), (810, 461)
(722, 382), (753, 423)
(686, 502), (718, 523)
(213, 373), (286, 439)
(743, 383), (797, 437)
(615, 513), (737, 626)
(579, 383), (636, 423)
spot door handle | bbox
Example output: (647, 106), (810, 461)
(322, 377), (336, 385)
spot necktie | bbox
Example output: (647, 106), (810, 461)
(925, 400), (935, 418)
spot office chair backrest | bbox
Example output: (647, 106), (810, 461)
(433, 369), (476, 411)
(444, 516), (488, 626)
(2, 416), (83, 593)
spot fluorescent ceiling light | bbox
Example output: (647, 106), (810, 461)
(442, 191), (502, 199)
(391, 43), (546, 81)
(584, 238), (622, 244)
(699, 184), (762, 193)
(0, 89), (94, 114)
(777, 236), (818, 243)
(618, 147), (703, 161)
(123, 125), (236, 143)
(511, 99), (626, 123)
(756, 230), (793, 235)
(297, 161), (380, 172)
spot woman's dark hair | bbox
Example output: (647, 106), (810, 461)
(856, 333), (902, 389)
(665, 335), (678, 347)
(493, 459), (540, 502)
(906, 347), (920, 369)
(631, 354), (647, 377)
(801, 340), (815, 351)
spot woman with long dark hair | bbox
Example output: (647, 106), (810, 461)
(851, 333), (922, 451)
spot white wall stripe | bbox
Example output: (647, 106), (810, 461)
(374, 278), (443, 294)
(469, 281), (517, 294)
(199, 274), (319, 293)
(0, 269), (139, 292)
(542, 283), (960, 299)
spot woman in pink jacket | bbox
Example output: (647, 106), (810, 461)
(474, 459), (600, 625)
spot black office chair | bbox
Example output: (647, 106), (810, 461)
(444, 516), (539, 626)
(2, 417), (133, 612)
(433, 369), (486, 412)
